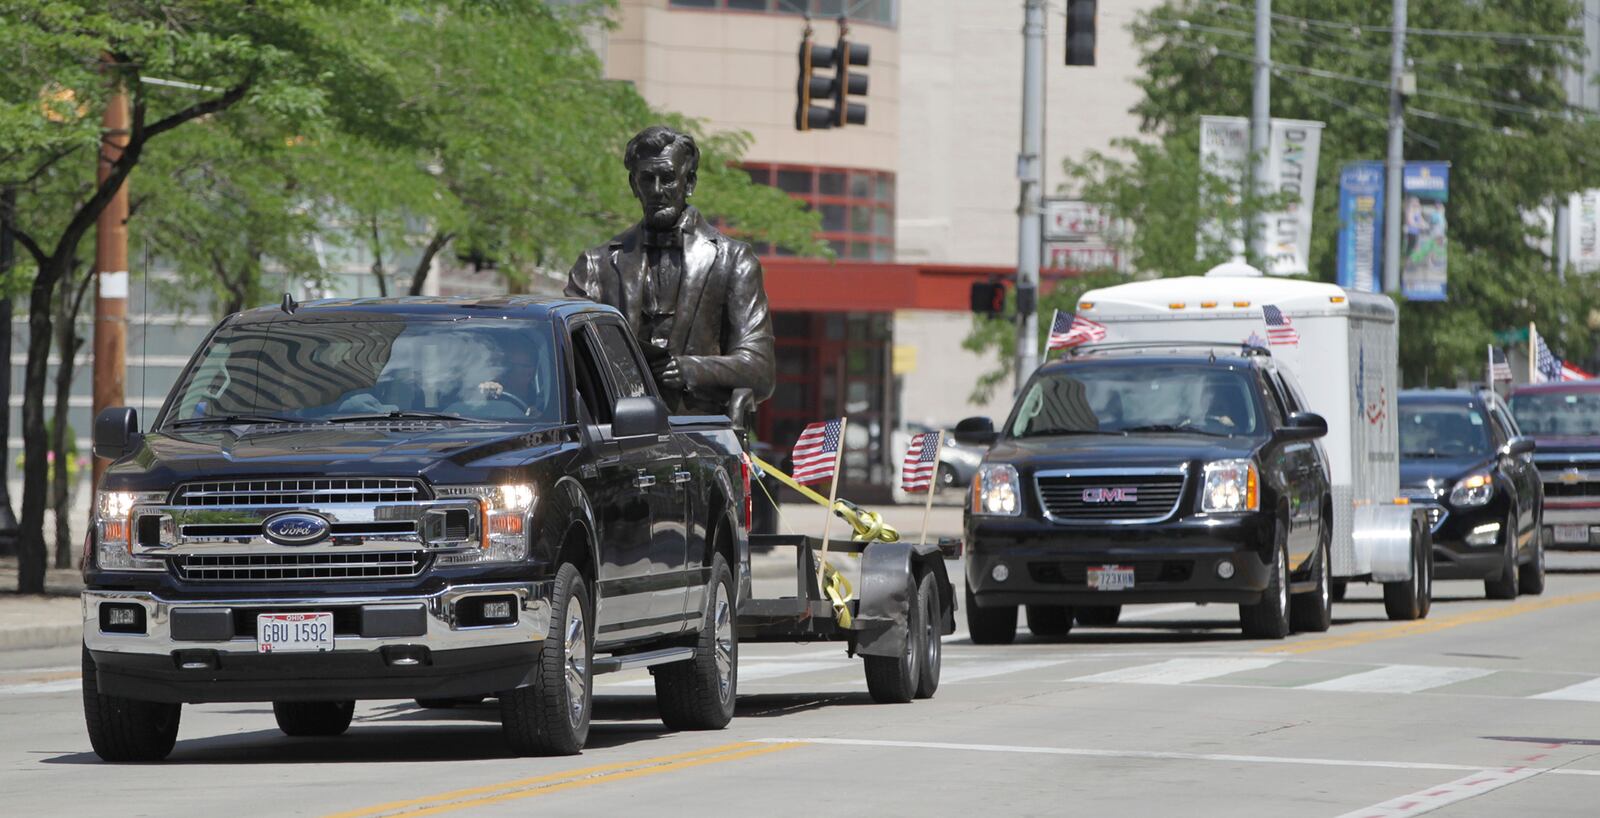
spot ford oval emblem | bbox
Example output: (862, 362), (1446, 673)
(263, 512), (330, 545)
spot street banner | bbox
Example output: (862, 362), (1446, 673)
(1336, 162), (1385, 292)
(1196, 115), (1324, 276)
(1568, 189), (1600, 275)
(1401, 161), (1450, 301)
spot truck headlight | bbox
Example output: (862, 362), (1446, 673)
(974, 464), (1022, 516)
(435, 484), (536, 564)
(1201, 459), (1258, 513)
(93, 490), (167, 571)
(1449, 473), (1494, 507)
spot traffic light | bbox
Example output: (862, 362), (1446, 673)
(832, 36), (869, 127)
(795, 35), (835, 131)
(970, 278), (1009, 317)
(1066, 0), (1096, 66)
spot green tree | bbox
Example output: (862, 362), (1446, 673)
(1032, 0), (1600, 388)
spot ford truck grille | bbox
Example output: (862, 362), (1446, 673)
(1035, 470), (1187, 524)
(174, 551), (426, 582)
(173, 478), (427, 507)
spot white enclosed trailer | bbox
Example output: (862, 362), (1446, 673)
(1075, 264), (1432, 619)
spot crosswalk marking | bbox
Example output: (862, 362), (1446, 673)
(1529, 677), (1600, 702)
(1302, 665), (1494, 694)
(939, 659), (1072, 684)
(1067, 657), (1282, 685)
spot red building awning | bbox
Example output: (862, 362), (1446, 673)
(762, 259), (1083, 313)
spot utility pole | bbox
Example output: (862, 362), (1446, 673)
(1250, 0), (1271, 267)
(1383, 0), (1407, 294)
(1014, 0), (1045, 393)
(92, 74), (130, 491)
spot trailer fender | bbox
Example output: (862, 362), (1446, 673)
(853, 541), (955, 658)
(1357, 504), (1418, 582)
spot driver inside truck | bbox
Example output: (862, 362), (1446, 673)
(1202, 382), (1250, 434)
(476, 344), (552, 418)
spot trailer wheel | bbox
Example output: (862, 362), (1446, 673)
(655, 554), (738, 729)
(1075, 606), (1121, 627)
(913, 571), (942, 700)
(1025, 605), (1074, 637)
(273, 701), (355, 737)
(864, 573), (922, 704)
(82, 646), (181, 762)
(1383, 518), (1431, 621)
(1290, 520), (1334, 633)
(964, 586), (1017, 645)
(501, 562), (591, 755)
(1241, 527), (1291, 639)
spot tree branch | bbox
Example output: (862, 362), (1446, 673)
(409, 231), (454, 296)
(8, 227), (48, 269)
(139, 80), (251, 143)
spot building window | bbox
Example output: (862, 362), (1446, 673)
(667, 0), (896, 27)
(742, 163), (894, 261)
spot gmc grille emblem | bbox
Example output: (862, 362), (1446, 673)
(1081, 487), (1138, 504)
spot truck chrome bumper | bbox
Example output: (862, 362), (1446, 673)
(82, 581), (552, 656)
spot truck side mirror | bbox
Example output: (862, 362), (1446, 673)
(1277, 411), (1328, 442)
(953, 416), (998, 446)
(94, 407), (141, 461)
(1502, 435), (1536, 458)
(613, 396), (669, 447)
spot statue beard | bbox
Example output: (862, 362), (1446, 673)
(644, 202), (684, 232)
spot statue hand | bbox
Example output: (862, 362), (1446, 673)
(651, 356), (686, 391)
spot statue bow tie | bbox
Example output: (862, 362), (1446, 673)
(644, 230), (682, 249)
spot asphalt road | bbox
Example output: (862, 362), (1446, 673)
(5, 552), (1600, 817)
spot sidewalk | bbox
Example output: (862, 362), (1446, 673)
(0, 558), (85, 651)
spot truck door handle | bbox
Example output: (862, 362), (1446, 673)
(672, 470), (692, 485)
(634, 474), (656, 488)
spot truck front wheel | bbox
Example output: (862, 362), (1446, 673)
(82, 646), (181, 762)
(655, 554), (738, 729)
(501, 563), (592, 755)
(1241, 528), (1291, 639)
(272, 701), (355, 736)
(964, 587), (1017, 645)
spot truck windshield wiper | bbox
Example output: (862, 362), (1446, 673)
(168, 413), (314, 427)
(327, 410), (470, 423)
(1027, 429), (1126, 437)
(1121, 424), (1229, 437)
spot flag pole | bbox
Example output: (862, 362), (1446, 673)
(1529, 321), (1537, 383)
(1042, 308), (1060, 365)
(818, 417), (848, 569)
(917, 430), (946, 547)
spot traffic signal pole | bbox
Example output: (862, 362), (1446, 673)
(92, 79), (130, 491)
(1014, 0), (1046, 395)
(1383, 0), (1407, 294)
(1250, 0), (1270, 266)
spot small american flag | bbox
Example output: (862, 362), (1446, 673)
(1535, 328), (1594, 382)
(791, 418), (844, 485)
(900, 431), (941, 493)
(1487, 345), (1512, 384)
(1047, 310), (1107, 350)
(1262, 305), (1299, 346)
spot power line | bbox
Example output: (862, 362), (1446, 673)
(1210, 1), (1582, 46)
(1272, 70), (1442, 150)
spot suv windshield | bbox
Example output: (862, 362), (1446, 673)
(1509, 390), (1600, 437)
(1398, 401), (1491, 458)
(164, 316), (562, 426)
(1009, 364), (1262, 438)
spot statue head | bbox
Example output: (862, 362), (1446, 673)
(625, 125), (699, 233)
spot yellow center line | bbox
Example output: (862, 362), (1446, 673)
(320, 741), (801, 818)
(1259, 590), (1600, 655)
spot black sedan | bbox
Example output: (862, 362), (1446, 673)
(1398, 389), (1544, 598)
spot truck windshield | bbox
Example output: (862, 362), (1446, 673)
(1509, 390), (1600, 437)
(1398, 402), (1490, 458)
(164, 317), (562, 426)
(1009, 365), (1261, 438)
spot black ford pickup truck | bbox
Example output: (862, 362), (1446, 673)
(83, 296), (751, 761)
(960, 344), (1332, 642)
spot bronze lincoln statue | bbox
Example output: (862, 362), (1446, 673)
(566, 125), (775, 416)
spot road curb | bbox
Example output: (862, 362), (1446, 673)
(0, 624), (80, 652)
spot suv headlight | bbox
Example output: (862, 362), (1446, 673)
(974, 464), (1022, 516)
(94, 490), (168, 571)
(1449, 473), (1494, 507)
(435, 484), (536, 564)
(1201, 459), (1259, 513)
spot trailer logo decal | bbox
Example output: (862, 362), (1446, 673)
(1356, 345), (1388, 427)
(1082, 487), (1139, 504)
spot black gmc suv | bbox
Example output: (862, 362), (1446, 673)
(959, 344), (1332, 642)
(84, 296), (750, 761)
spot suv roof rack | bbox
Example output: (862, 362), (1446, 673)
(1065, 340), (1272, 358)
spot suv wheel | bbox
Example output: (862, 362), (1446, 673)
(501, 563), (591, 755)
(1025, 605), (1074, 637)
(82, 646), (181, 762)
(273, 701), (355, 736)
(1290, 517), (1334, 633)
(1241, 525), (1291, 639)
(1484, 512), (1520, 600)
(964, 586), (1017, 645)
(655, 554), (738, 729)
(1520, 520), (1547, 596)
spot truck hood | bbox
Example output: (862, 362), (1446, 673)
(1399, 455), (1488, 491)
(1528, 435), (1600, 455)
(985, 433), (1261, 472)
(105, 421), (575, 490)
